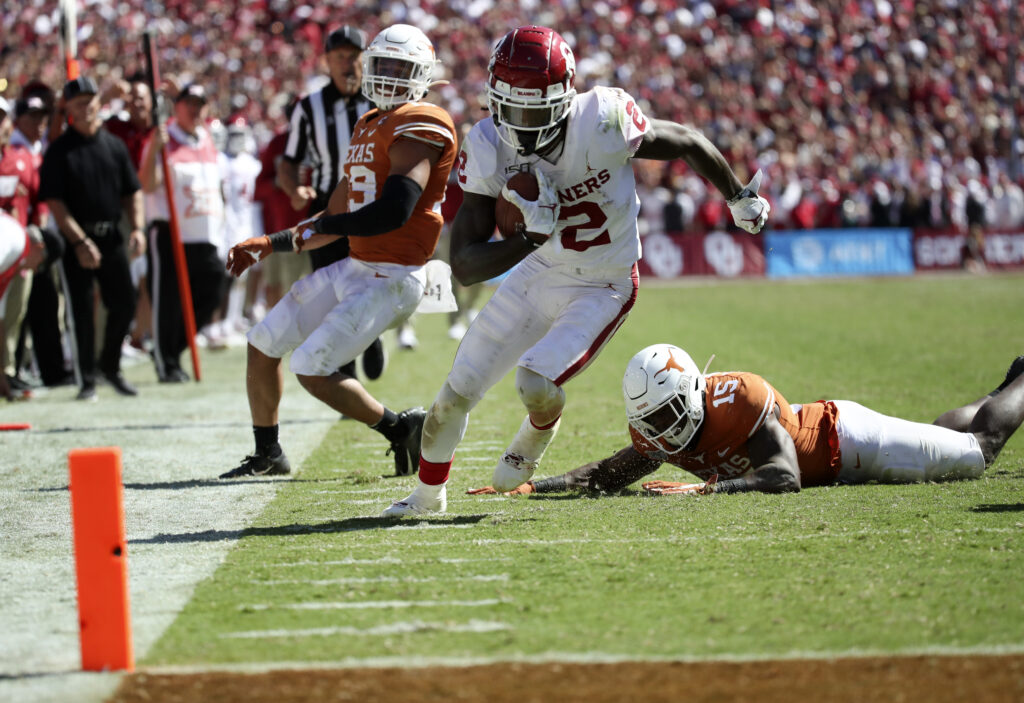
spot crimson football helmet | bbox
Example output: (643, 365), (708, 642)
(623, 344), (707, 453)
(487, 26), (577, 155)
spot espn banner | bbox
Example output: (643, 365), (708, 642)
(914, 229), (1024, 270)
(637, 231), (765, 279)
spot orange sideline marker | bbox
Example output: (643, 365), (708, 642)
(69, 447), (134, 671)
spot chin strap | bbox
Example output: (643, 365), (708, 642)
(701, 354), (716, 375)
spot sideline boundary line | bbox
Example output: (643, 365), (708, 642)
(136, 644), (1024, 674)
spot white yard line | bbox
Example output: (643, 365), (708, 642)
(220, 619), (512, 639)
(239, 598), (503, 611)
(269, 556), (512, 567)
(143, 641), (1024, 672)
(254, 574), (509, 585)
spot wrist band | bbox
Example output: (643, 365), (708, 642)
(532, 475), (567, 493)
(713, 478), (748, 494)
(268, 230), (294, 253)
(520, 229), (541, 249)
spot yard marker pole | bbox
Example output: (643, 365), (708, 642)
(59, 0), (80, 80)
(69, 447), (134, 671)
(142, 29), (202, 381)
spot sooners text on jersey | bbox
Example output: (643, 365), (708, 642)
(343, 101), (457, 267)
(630, 372), (841, 486)
(458, 86), (650, 270)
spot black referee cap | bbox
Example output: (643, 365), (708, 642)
(325, 26), (367, 52)
(62, 76), (98, 101)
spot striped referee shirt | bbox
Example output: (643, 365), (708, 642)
(283, 81), (372, 200)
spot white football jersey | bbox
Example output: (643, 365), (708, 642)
(459, 86), (650, 269)
(142, 122), (225, 248)
(219, 151), (262, 247)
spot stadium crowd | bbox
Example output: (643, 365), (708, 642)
(1, 1), (1023, 398)
(2, 0), (1022, 234)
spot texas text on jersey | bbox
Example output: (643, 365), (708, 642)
(629, 372), (841, 486)
(343, 102), (456, 267)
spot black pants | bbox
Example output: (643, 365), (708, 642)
(307, 193), (350, 271)
(23, 266), (68, 385)
(61, 231), (136, 388)
(147, 221), (228, 378)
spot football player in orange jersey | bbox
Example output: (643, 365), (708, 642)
(219, 24), (458, 479)
(468, 345), (1024, 497)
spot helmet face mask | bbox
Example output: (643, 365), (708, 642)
(362, 24), (437, 111)
(487, 26), (576, 155)
(623, 344), (707, 453)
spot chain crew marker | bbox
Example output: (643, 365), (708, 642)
(69, 447), (134, 671)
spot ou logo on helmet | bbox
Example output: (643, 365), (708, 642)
(556, 38), (576, 79)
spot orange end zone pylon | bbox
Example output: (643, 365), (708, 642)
(68, 447), (134, 671)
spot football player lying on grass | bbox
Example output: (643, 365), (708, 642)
(468, 344), (1024, 497)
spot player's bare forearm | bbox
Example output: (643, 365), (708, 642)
(721, 412), (801, 494)
(634, 120), (743, 200)
(535, 445), (662, 494)
(449, 192), (533, 285)
(296, 232), (340, 251)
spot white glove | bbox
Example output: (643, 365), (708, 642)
(728, 169), (771, 234)
(501, 169), (560, 238)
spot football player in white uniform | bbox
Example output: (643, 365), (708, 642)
(384, 25), (770, 516)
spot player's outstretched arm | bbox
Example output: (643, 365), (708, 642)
(634, 120), (743, 200)
(467, 444), (662, 496)
(449, 192), (536, 285)
(719, 407), (801, 494)
(634, 120), (770, 234)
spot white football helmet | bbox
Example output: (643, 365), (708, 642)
(487, 26), (577, 155)
(623, 344), (706, 452)
(362, 24), (437, 110)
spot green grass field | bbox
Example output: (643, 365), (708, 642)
(146, 274), (1024, 667)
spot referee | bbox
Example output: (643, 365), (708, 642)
(279, 26), (371, 270)
(277, 25), (386, 379)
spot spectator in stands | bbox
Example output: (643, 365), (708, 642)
(9, 83), (68, 388)
(104, 73), (156, 355)
(139, 83), (228, 383)
(40, 76), (145, 401)
(0, 212), (62, 399)
(1, 1), (1022, 233)
(0, 96), (45, 390)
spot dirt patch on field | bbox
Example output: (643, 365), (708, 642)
(110, 654), (1024, 703)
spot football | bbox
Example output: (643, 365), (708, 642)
(495, 171), (540, 239)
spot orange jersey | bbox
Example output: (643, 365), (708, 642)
(343, 101), (457, 266)
(630, 372), (841, 487)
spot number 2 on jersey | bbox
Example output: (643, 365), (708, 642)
(558, 201), (611, 252)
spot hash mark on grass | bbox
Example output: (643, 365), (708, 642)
(221, 619), (511, 639)
(239, 599), (504, 612)
(253, 574), (510, 585)
(269, 556), (512, 567)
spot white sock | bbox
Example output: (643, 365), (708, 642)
(505, 415), (561, 464)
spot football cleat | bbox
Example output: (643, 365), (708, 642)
(998, 355), (1024, 391)
(381, 482), (446, 517)
(491, 451), (538, 493)
(219, 451), (291, 479)
(387, 407), (426, 476)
